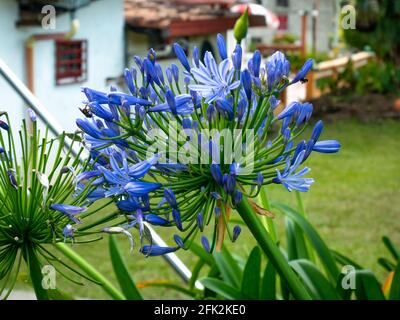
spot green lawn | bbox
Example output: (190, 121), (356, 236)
(16, 118), (400, 299)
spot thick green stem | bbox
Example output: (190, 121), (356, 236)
(54, 242), (125, 300)
(26, 245), (49, 300)
(236, 196), (311, 300)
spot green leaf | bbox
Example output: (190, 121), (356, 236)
(336, 272), (353, 300)
(241, 246), (261, 299)
(382, 236), (400, 262)
(389, 263), (400, 300)
(201, 278), (243, 300)
(47, 289), (75, 300)
(331, 250), (363, 270)
(189, 242), (215, 266)
(65, 132), (82, 142)
(260, 261), (276, 300)
(26, 246), (49, 300)
(109, 235), (143, 300)
(355, 270), (385, 300)
(139, 281), (197, 298)
(378, 257), (396, 272)
(189, 258), (206, 291)
(285, 218), (309, 261)
(213, 246), (242, 288)
(290, 259), (342, 300)
(273, 202), (339, 282)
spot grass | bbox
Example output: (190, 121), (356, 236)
(15, 118), (400, 299)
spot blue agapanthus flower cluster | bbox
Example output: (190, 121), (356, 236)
(69, 34), (340, 256)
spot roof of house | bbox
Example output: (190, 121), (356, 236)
(124, 0), (266, 39)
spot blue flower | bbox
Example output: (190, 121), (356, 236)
(51, 204), (86, 224)
(273, 151), (314, 192)
(266, 51), (290, 90)
(172, 208), (183, 231)
(241, 69), (252, 100)
(144, 214), (170, 226)
(232, 225), (241, 242)
(140, 245), (177, 256)
(201, 236), (211, 253)
(189, 52), (240, 103)
(124, 181), (162, 197)
(76, 118), (103, 139)
(232, 44), (242, 70)
(210, 164), (223, 185)
(108, 92), (151, 106)
(216, 33), (227, 60)
(164, 188), (178, 208)
(291, 58), (313, 84)
(62, 224), (76, 241)
(174, 234), (185, 249)
(313, 140), (341, 153)
(82, 87), (109, 104)
(0, 120), (9, 131)
(196, 211), (204, 231)
(192, 46), (200, 68)
(116, 198), (141, 212)
(215, 98), (234, 120)
(173, 43), (191, 72)
(28, 108), (37, 122)
(251, 50), (261, 78)
(89, 102), (114, 121)
(7, 169), (18, 189)
(124, 68), (136, 95)
(149, 93), (194, 115)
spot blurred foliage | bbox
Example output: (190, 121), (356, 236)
(317, 59), (400, 95)
(272, 33), (298, 45)
(343, 0), (400, 65)
(287, 51), (330, 72)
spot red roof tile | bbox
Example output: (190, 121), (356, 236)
(125, 0), (265, 36)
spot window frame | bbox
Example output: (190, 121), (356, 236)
(55, 39), (88, 85)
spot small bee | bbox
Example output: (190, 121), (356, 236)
(300, 78), (309, 84)
(79, 104), (93, 118)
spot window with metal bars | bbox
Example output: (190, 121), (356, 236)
(276, 0), (289, 7)
(55, 39), (87, 85)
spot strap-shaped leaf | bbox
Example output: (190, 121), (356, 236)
(189, 242), (215, 266)
(382, 236), (400, 262)
(201, 278), (243, 300)
(260, 261), (276, 300)
(290, 259), (341, 300)
(389, 263), (400, 300)
(285, 218), (309, 261)
(331, 250), (363, 270)
(109, 235), (143, 300)
(241, 246), (261, 299)
(355, 270), (385, 300)
(213, 246), (242, 288)
(273, 202), (339, 282)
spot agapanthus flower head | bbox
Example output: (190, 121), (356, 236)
(69, 34), (340, 256)
(0, 112), (109, 294)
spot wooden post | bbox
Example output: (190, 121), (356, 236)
(280, 89), (287, 107)
(305, 70), (315, 101)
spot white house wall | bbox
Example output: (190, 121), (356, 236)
(261, 0), (337, 53)
(0, 0), (124, 134)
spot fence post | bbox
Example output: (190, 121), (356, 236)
(306, 70), (315, 100)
